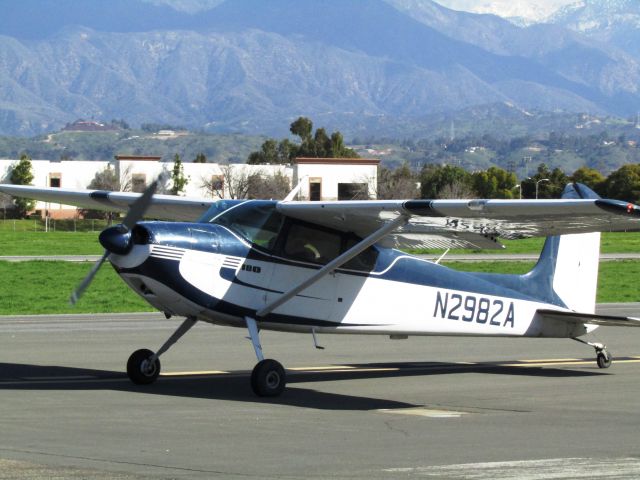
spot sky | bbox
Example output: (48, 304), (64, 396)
(432, 0), (581, 23)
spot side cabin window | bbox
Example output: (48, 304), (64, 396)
(283, 222), (341, 264)
(278, 220), (379, 271)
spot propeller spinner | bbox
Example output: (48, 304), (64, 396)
(69, 179), (159, 305)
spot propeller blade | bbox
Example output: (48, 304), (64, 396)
(69, 251), (110, 305)
(70, 176), (162, 306)
(121, 178), (160, 231)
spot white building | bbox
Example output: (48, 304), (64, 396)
(293, 157), (378, 201)
(0, 156), (379, 218)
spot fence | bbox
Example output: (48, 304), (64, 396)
(0, 219), (112, 232)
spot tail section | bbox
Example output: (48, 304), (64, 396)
(525, 183), (601, 313)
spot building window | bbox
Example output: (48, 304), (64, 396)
(309, 178), (321, 201)
(132, 174), (146, 193)
(49, 173), (61, 188)
(338, 183), (368, 200)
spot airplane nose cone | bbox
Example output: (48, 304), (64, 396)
(99, 225), (132, 255)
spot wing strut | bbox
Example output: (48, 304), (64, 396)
(256, 214), (409, 318)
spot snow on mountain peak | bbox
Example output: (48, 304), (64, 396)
(432, 0), (582, 25)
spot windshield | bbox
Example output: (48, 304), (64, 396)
(206, 200), (283, 248)
(197, 199), (245, 223)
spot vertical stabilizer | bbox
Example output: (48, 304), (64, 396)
(526, 183), (601, 313)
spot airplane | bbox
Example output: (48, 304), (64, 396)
(2, 180), (640, 397)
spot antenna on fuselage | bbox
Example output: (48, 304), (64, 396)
(283, 175), (309, 202)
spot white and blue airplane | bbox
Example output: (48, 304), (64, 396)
(2, 180), (640, 397)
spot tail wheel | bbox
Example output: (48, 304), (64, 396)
(251, 359), (286, 397)
(127, 348), (161, 384)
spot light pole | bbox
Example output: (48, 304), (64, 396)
(536, 178), (549, 199)
(513, 184), (521, 199)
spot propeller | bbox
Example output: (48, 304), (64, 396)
(69, 179), (160, 305)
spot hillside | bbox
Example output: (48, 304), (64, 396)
(0, 0), (639, 137)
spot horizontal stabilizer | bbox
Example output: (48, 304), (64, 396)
(537, 309), (640, 328)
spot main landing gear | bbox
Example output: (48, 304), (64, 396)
(125, 315), (287, 397)
(245, 316), (286, 397)
(572, 337), (612, 369)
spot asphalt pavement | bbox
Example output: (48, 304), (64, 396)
(1, 305), (640, 478)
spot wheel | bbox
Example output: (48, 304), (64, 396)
(251, 359), (286, 397)
(127, 348), (161, 384)
(597, 351), (612, 369)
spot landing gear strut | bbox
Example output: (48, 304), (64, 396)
(126, 316), (197, 385)
(246, 316), (286, 397)
(572, 337), (612, 369)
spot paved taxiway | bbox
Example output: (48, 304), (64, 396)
(1, 305), (640, 478)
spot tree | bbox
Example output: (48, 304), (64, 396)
(193, 153), (207, 163)
(437, 180), (476, 199)
(331, 132), (359, 158)
(10, 154), (35, 217)
(472, 167), (517, 199)
(200, 164), (250, 199)
(247, 171), (291, 199)
(247, 117), (359, 164)
(601, 164), (640, 203)
(571, 166), (605, 193)
(376, 163), (419, 199)
(247, 139), (296, 165)
(289, 116), (313, 143)
(419, 164), (473, 199)
(170, 154), (189, 195)
(313, 128), (331, 157)
(80, 164), (132, 220)
(521, 163), (567, 199)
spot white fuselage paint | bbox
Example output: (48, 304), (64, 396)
(112, 245), (588, 339)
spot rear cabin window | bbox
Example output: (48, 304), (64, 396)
(341, 236), (379, 271)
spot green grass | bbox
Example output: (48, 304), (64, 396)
(0, 261), (152, 314)
(2, 219), (640, 256)
(1, 259), (638, 315)
(0, 231), (103, 255)
(0, 219), (105, 255)
(444, 260), (640, 303)
(409, 231), (640, 255)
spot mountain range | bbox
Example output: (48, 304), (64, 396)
(0, 0), (639, 137)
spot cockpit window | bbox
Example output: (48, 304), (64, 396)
(207, 200), (283, 248)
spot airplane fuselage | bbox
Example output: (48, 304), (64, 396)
(109, 212), (587, 340)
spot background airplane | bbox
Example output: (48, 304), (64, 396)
(2, 181), (640, 397)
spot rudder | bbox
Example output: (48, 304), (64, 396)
(526, 183), (601, 313)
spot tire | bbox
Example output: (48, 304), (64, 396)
(251, 359), (286, 397)
(127, 348), (161, 384)
(597, 351), (612, 369)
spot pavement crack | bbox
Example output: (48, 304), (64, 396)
(384, 419), (410, 437)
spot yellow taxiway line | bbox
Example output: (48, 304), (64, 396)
(3, 356), (640, 385)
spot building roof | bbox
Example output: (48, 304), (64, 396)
(294, 157), (379, 165)
(115, 155), (162, 161)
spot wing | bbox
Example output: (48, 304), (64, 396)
(0, 184), (213, 221)
(537, 309), (640, 328)
(278, 197), (640, 250)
